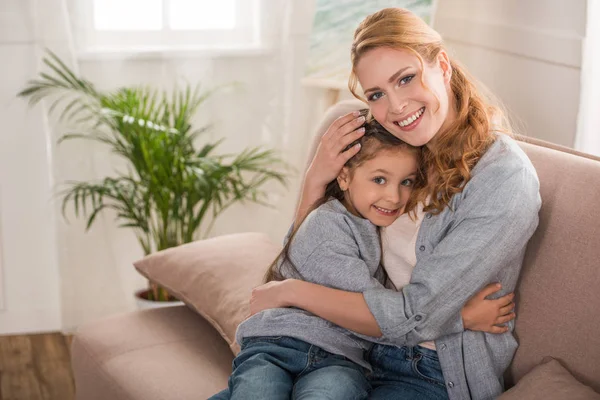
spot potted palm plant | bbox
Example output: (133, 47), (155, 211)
(19, 51), (290, 304)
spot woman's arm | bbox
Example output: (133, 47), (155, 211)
(361, 164), (540, 346)
(294, 179), (327, 229)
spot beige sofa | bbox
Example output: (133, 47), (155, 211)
(71, 100), (600, 399)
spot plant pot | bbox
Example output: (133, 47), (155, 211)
(134, 289), (184, 310)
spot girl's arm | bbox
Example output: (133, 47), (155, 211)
(251, 279), (383, 337)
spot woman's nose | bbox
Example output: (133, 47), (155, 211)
(388, 93), (408, 115)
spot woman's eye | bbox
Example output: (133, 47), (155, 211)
(373, 177), (386, 185)
(399, 75), (415, 86)
(368, 92), (384, 102)
(401, 178), (414, 187)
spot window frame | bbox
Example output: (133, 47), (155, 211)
(76, 0), (260, 52)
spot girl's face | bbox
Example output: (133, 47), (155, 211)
(355, 47), (454, 148)
(337, 147), (418, 227)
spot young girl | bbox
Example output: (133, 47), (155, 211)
(249, 8), (541, 400)
(210, 115), (514, 400)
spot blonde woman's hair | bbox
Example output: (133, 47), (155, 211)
(349, 7), (512, 214)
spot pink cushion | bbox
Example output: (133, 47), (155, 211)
(134, 232), (281, 355)
(500, 357), (600, 400)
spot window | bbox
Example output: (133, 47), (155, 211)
(78, 0), (259, 51)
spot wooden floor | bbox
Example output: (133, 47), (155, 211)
(0, 333), (75, 400)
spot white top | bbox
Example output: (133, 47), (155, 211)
(381, 203), (436, 350)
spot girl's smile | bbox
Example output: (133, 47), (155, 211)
(338, 147), (418, 227)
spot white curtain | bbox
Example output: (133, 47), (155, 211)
(0, 0), (103, 333)
(35, 0), (128, 332)
(575, 0), (600, 157)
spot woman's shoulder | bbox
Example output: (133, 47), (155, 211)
(472, 134), (539, 185)
(457, 134), (541, 214)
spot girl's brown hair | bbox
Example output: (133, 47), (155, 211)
(264, 111), (425, 283)
(348, 7), (510, 214)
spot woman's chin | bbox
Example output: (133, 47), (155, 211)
(389, 126), (433, 147)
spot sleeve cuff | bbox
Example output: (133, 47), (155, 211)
(443, 310), (464, 335)
(363, 288), (427, 341)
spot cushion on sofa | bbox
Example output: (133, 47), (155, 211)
(499, 357), (600, 400)
(134, 232), (281, 355)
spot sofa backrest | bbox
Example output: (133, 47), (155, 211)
(506, 140), (600, 391)
(306, 100), (600, 391)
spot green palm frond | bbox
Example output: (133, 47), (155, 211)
(20, 49), (292, 267)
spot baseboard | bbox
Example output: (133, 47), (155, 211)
(0, 309), (61, 335)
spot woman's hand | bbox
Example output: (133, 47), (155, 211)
(305, 111), (367, 188)
(249, 279), (297, 316)
(295, 111), (367, 224)
(461, 283), (516, 334)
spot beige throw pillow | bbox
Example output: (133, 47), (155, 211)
(500, 357), (600, 400)
(134, 232), (281, 355)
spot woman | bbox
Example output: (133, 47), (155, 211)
(250, 7), (541, 400)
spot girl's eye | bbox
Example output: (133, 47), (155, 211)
(367, 91), (384, 102)
(373, 177), (386, 185)
(399, 74), (415, 86)
(401, 178), (414, 187)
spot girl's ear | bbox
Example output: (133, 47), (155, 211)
(337, 167), (350, 191)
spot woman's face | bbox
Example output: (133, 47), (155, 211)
(355, 47), (454, 148)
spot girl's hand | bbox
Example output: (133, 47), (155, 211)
(461, 283), (515, 334)
(249, 279), (297, 316)
(305, 111), (366, 188)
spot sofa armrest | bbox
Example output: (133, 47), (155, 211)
(72, 306), (234, 400)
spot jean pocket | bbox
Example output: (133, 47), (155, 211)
(411, 354), (446, 387)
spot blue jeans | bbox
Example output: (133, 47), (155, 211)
(366, 344), (449, 400)
(209, 336), (369, 400)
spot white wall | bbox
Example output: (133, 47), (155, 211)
(0, 0), (62, 334)
(434, 0), (587, 147)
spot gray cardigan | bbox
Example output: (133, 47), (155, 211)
(235, 199), (385, 369)
(363, 134), (541, 399)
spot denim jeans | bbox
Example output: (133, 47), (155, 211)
(366, 344), (449, 400)
(208, 336), (369, 400)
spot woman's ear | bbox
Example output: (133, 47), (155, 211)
(438, 50), (452, 83)
(337, 167), (350, 191)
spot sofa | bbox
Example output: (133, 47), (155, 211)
(71, 100), (600, 399)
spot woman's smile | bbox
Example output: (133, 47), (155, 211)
(393, 106), (426, 131)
